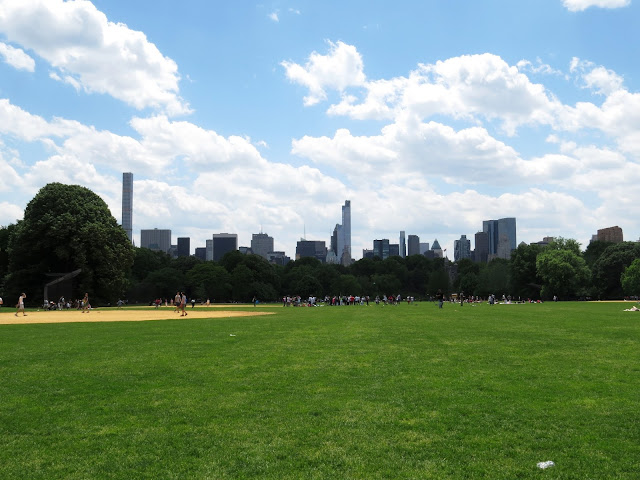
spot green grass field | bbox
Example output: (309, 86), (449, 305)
(1, 301), (639, 479)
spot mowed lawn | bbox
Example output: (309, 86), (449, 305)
(1, 301), (639, 479)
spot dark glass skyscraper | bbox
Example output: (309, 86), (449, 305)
(177, 237), (190, 257)
(474, 231), (489, 263)
(407, 235), (420, 256)
(296, 240), (327, 262)
(373, 239), (390, 260)
(482, 217), (516, 259)
(212, 233), (238, 262)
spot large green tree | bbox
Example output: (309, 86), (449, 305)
(621, 258), (640, 297)
(0, 224), (16, 292)
(185, 263), (231, 302)
(536, 248), (590, 299)
(6, 183), (134, 304)
(591, 242), (640, 299)
(476, 259), (510, 298)
(510, 243), (544, 299)
(583, 240), (614, 269)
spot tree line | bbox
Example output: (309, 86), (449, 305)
(1, 183), (640, 305)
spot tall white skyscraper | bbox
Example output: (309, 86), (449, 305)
(341, 200), (351, 265)
(122, 172), (133, 243)
(399, 231), (406, 258)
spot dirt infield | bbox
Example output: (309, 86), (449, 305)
(0, 308), (273, 325)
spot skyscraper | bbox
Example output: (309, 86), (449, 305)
(329, 200), (352, 266)
(206, 239), (213, 261)
(140, 228), (171, 253)
(474, 231), (489, 263)
(177, 237), (190, 257)
(431, 239), (443, 258)
(483, 217), (516, 260)
(407, 235), (420, 256)
(251, 232), (274, 259)
(296, 240), (327, 262)
(341, 200), (351, 265)
(195, 247), (207, 261)
(454, 235), (471, 262)
(122, 172), (133, 243)
(331, 224), (344, 264)
(399, 231), (406, 258)
(212, 233), (238, 262)
(373, 239), (390, 260)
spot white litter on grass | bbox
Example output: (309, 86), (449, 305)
(229, 334), (236, 336)
(537, 461), (555, 469)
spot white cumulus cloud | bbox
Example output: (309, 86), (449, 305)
(0, 0), (190, 115)
(0, 42), (35, 71)
(281, 40), (366, 106)
(562, 0), (631, 11)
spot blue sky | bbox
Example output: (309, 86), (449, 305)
(1, 0), (639, 259)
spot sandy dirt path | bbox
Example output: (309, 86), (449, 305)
(0, 308), (273, 325)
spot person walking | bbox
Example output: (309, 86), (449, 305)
(174, 291), (181, 312)
(180, 292), (188, 317)
(81, 293), (90, 313)
(15, 292), (27, 316)
(436, 289), (444, 309)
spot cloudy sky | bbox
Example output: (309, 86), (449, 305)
(1, 0), (639, 259)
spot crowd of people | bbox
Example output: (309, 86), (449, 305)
(280, 294), (420, 307)
(40, 295), (92, 311)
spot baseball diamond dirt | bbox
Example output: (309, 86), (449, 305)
(0, 307), (273, 325)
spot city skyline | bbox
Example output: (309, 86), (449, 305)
(2, 1), (640, 258)
(130, 175), (622, 260)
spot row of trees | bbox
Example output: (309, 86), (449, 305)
(2, 183), (640, 305)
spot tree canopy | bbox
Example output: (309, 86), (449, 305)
(536, 248), (590, 299)
(6, 183), (134, 304)
(591, 242), (640, 299)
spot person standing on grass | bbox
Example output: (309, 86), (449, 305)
(174, 291), (181, 312)
(180, 292), (188, 317)
(15, 292), (27, 317)
(436, 289), (444, 309)
(81, 293), (90, 313)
